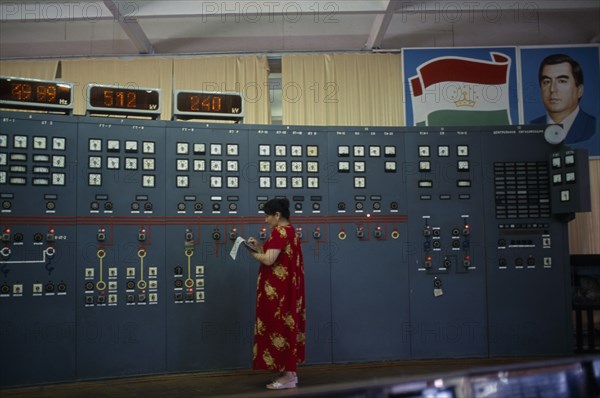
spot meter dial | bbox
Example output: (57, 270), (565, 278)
(176, 175), (189, 188)
(307, 162), (318, 173)
(275, 161), (287, 172)
(106, 157), (120, 169)
(143, 158), (155, 171)
(210, 160), (222, 172)
(125, 158), (138, 170)
(259, 144), (270, 156)
(52, 173), (65, 186)
(259, 176), (271, 188)
(194, 160), (206, 171)
(177, 159), (189, 171)
(52, 137), (66, 151)
(259, 161), (270, 172)
(88, 156), (102, 169)
(227, 176), (239, 188)
(88, 173), (102, 186)
(14, 135), (27, 148)
(210, 144), (222, 156)
(107, 140), (120, 152)
(176, 142), (189, 155)
(33, 136), (47, 150)
(276, 177), (287, 188)
(193, 143), (205, 154)
(227, 160), (238, 172)
(306, 146), (318, 157)
(275, 145), (286, 156)
(143, 141), (155, 154)
(338, 146), (350, 157)
(125, 140), (138, 152)
(89, 139), (102, 152)
(142, 175), (155, 188)
(210, 176), (223, 188)
(53, 155), (65, 168)
(227, 144), (238, 156)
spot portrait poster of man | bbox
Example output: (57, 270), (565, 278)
(403, 47), (519, 127)
(521, 45), (600, 157)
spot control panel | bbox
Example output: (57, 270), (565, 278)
(404, 128), (487, 358)
(0, 111), (588, 387)
(0, 112), (78, 385)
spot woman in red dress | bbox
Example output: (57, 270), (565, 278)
(246, 198), (306, 390)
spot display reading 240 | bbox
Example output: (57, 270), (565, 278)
(175, 90), (244, 120)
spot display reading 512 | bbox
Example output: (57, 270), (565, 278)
(86, 84), (161, 117)
(0, 76), (73, 112)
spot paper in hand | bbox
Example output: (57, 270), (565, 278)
(230, 236), (258, 260)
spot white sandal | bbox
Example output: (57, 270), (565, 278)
(266, 376), (298, 390)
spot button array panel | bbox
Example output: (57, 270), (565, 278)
(494, 162), (550, 219)
(550, 148), (591, 214)
(0, 133), (68, 187)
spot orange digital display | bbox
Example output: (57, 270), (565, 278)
(175, 91), (243, 120)
(88, 85), (160, 112)
(0, 77), (72, 110)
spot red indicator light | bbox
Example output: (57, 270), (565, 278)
(5, 228), (11, 233)
(49, 228), (55, 234)
(426, 256), (432, 261)
(465, 255), (471, 260)
(376, 226), (381, 231)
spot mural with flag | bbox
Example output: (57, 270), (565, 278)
(403, 47), (519, 127)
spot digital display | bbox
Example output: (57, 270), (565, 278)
(175, 90), (244, 120)
(0, 77), (73, 111)
(87, 84), (161, 116)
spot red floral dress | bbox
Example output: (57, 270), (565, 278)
(253, 224), (306, 372)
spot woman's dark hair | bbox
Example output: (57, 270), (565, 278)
(263, 198), (290, 219)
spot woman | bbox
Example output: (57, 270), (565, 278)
(246, 198), (306, 390)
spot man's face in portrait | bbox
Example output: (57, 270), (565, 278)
(540, 62), (584, 123)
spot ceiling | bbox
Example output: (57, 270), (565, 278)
(1, 0), (599, 64)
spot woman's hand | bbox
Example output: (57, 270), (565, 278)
(247, 237), (258, 247)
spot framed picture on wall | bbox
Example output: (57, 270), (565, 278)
(520, 45), (600, 157)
